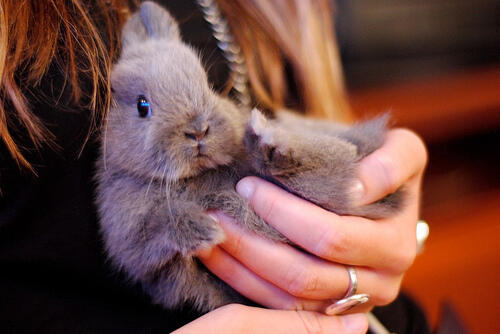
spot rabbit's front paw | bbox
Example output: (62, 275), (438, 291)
(244, 109), (303, 177)
(176, 212), (225, 255)
(243, 109), (363, 214)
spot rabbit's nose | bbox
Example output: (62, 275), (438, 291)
(185, 125), (209, 142)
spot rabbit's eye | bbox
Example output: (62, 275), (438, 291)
(137, 95), (151, 118)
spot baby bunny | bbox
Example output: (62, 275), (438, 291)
(96, 1), (283, 312)
(96, 1), (403, 313)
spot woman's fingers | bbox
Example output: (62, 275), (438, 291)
(236, 176), (417, 273)
(200, 214), (405, 306)
(354, 128), (428, 206)
(199, 244), (329, 312)
(172, 304), (368, 334)
(209, 214), (348, 300)
(196, 127), (426, 318)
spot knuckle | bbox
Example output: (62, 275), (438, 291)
(391, 235), (418, 273)
(283, 264), (319, 297)
(314, 228), (349, 260)
(375, 284), (401, 306)
(393, 128), (428, 170)
(412, 133), (428, 168)
(296, 310), (324, 334)
(398, 243), (417, 272)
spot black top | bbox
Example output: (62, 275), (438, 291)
(0, 1), (429, 333)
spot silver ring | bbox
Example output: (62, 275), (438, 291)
(342, 266), (358, 299)
(325, 294), (370, 316)
(324, 266), (368, 315)
(416, 220), (429, 254)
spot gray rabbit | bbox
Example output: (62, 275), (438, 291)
(96, 1), (402, 313)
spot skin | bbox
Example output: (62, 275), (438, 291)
(174, 128), (427, 333)
(172, 305), (368, 334)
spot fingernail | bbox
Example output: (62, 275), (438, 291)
(350, 180), (365, 205)
(341, 313), (367, 333)
(236, 178), (255, 200)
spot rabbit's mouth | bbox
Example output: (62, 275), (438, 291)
(195, 152), (232, 169)
(196, 152), (209, 158)
(195, 154), (217, 168)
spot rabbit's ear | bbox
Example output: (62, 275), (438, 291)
(122, 1), (180, 47)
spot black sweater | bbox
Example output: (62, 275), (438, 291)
(0, 1), (429, 333)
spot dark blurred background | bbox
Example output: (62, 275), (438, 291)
(337, 0), (500, 88)
(334, 1), (500, 333)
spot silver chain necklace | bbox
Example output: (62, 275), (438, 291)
(196, 0), (251, 108)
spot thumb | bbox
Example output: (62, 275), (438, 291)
(173, 304), (368, 334)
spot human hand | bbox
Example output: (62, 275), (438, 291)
(199, 128), (427, 313)
(172, 304), (368, 334)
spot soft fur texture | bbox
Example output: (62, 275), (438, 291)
(245, 110), (403, 218)
(96, 1), (402, 313)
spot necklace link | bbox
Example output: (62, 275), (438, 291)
(197, 0), (251, 108)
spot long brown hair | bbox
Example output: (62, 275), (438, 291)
(1, 0), (351, 172)
(218, 0), (352, 121)
(0, 0), (129, 172)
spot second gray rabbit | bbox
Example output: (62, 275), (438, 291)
(96, 1), (402, 313)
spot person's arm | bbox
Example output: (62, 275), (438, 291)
(172, 304), (368, 334)
(198, 128), (427, 313)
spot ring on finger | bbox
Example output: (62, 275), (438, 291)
(343, 266), (358, 298)
(324, 266), (370, 315)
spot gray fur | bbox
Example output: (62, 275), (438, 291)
(245, 110), (404, 219)
(96, 1), (402, 313)
(121, 1), (180, 54)
(98, 1), (282, 312)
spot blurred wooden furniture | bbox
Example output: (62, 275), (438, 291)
(349, 66), (500, 142)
